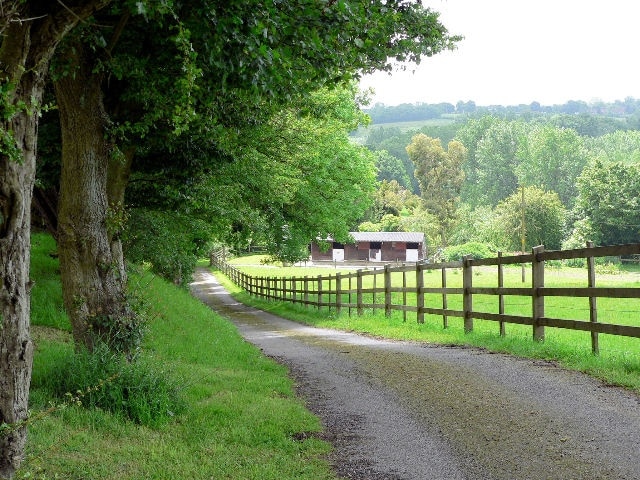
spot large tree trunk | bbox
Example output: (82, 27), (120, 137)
(0, 19), (51, 478)
(54, 41), (134, 354)
(0, 4), (110, 476)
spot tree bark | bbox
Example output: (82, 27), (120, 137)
(54, 40), (133, 353)
(0, 3), (110, 477)
(0, 19), (48, 479)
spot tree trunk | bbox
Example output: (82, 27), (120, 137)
(0, 4), (112, 476)
(0, 22), (42, 480)
(54, 41), (134, 354)
(0, 85), (36, 480)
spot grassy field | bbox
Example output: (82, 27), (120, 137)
(349, 117), (458, 143)
(20, 234), (336, 480)
(222, 255), (640, 393)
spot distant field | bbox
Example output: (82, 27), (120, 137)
(350, 116), (458, 143)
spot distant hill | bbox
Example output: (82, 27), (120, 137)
(363, 98), (640, 127)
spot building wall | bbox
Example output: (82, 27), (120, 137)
(310, 238), (425, 262)
(310, 242), (333, 261)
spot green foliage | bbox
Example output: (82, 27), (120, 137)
(33, 343), (185, 428)
(407, 134), (466, 244)
(0, 80), (27, 162)
(584, 130), (640, 164)
(573, 160), (640, 245)
(491, 186), (568, 251)
(123, 208), (214, 285)
(363, 179), (419, 223)
(442, 242), (497, 262)
(448, 204), (497, 247)
(373, 149), (412, 189)
(516, 124), (589, 209)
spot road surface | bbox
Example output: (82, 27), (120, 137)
(190, 268), (640, 480)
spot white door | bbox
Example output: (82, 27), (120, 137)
(406, 249), (419, 262)
(333, 248), (345, 262)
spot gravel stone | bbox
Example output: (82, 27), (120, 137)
(191, 268), (640, 480)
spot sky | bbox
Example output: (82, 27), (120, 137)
(359, 0), (640, 107)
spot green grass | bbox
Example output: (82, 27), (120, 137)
(218, 256), (640, 393)
(20, 234), (335, 480)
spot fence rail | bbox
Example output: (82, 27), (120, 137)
(211, 242), (640, 355)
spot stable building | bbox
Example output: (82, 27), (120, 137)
(310, 232), (426, 263)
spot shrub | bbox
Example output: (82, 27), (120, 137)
(34, 343), (185, 428)
(442, 242), (497, 262)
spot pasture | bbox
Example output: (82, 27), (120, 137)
(221, 255), (640, 392)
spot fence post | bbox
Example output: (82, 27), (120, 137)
(402, 268), (407, 322)
(357, 270), (363, 316)
(348, 275), (353, 317)
(336, 273), (342, 315)
(441, 266), (448, 329)
(328, 277), (333, 312)
(498, 251), (505, 337)
(384, 264), (392, 317)
(532, 245), (545, 342)
(416, 263), (424, 324)
(372, 270), (377, 313)
(587, 241), (599, 355)
(304, 276), (309, 308)
(317, 275), (322, 311)
(463, 255), (473, 333)
(292, 278), (297, 304)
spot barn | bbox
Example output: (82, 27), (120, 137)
(310, 232), (426, 263)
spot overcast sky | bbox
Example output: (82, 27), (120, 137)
(359, 0), (640, 107)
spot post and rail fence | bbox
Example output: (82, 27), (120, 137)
(211, 242), (640, 355)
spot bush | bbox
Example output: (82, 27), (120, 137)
(442, 242), (497, 262)
(34, 343), (185, 428)
(123, 208), (214, 285)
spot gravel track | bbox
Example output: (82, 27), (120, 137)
(190, 268), (640, 480)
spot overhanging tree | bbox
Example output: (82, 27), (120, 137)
(45, 0), (460, 349)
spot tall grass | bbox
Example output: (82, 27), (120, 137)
(219, 257), (640, 393)
(21, 234), (335, 479)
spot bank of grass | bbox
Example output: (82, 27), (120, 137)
(216, 257), (640, 394)
(21, 233), (335, 480)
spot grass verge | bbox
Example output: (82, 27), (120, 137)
(20, 234), (335, 480)
(213, 263), (640, 394)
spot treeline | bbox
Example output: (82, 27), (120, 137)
(364, 97), (640, 130)
(359, 113), (640, 255)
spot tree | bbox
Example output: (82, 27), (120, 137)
(455, 115), (502, 206)
(584, 130), (640, 165)
(407, 134), (466, 246)
(516, 124), (589, 209)
(0, 2), (110, 476)
(44, 0), (460, 340)
(124, 85), (378, 266)
(491, 186), (567, 251)
(573, 161), (640, 245)
(474, 119), (524, 207)
(373, 150), (413, 190)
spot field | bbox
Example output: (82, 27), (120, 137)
(349, 116), (458, 143)
(222, 255), (640, 392)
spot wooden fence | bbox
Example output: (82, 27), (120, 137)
(211, 242), (640, 355)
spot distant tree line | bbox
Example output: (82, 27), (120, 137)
(364, 97), (640, 131)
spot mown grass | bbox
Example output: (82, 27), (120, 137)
(20, 234), (336, 480)
(220, 255), (640, 393)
